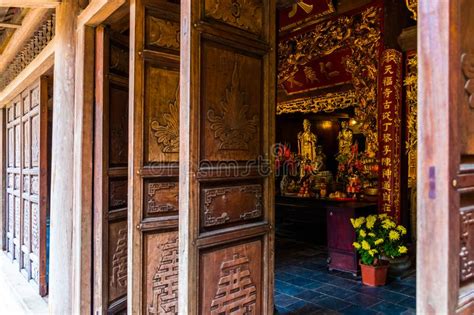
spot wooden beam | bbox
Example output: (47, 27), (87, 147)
(0, 37), (55, 107)
(0, 8), (49, 74)
(77, 0), (126, 27)
(0, 0), (60, 8)
(0, 22), (21, 29)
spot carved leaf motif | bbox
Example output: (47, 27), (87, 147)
(206, 0), (263, 34)
(462, 53), (474, 109)
(207, 62), (259, 151)
(149, 16), (180, 50)
(151, 87), (180, 153)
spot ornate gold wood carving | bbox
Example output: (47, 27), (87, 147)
(150, 87), (180, 153)
(204, 0), (263, 35)
(148, 236), (179, 315)
(210, 253), (257, 314)
(277, 90), (357, 114)
(404, 0), (417, 21)
(207, 62), (259, 151)
(148, 16), (180, 50)
(404, 53), (417, 185)
(462, 53), (474, 109)
(278, 5), (382, 153)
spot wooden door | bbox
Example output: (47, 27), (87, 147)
(94, 26), (130, 314)
(129, 0), (180, 313)
(418, 0), (474, 313)
(5, 79), (49, 296)
(179, 1), (276, 314)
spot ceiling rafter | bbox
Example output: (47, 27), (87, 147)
(0, 0), (60, 8)
(0, 22), (21, 28)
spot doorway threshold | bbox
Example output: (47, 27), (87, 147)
(0, 252), (48, 314)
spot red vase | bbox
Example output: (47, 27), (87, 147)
(360, 262), (389, 286)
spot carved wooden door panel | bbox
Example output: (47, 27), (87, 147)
(418, 0), (474, 313)
(179, 1), (276, 314)
(94, 26), (130, 314)
(5, 79), (49, 296)
(129, 0), (180, 313)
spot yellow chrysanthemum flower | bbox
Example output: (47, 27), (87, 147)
(353, 242), (361, 249)
(374, 238), (384, 245)
(362, 240), (371, 250)
(359, 229), (367, 238)
(368, 232), (376, 237)
(378, 213), (388, 219)
(366, 215), (376, 229)
(399, 246), (408, 254)
(397, 225), (407, 235)
(368, 249), (378, 256)
(389, 230), (400, 241)
(351, 217), (365, 229)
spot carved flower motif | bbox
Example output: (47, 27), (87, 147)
(207, 0), (263, 34)
(151, 87), (180, 153)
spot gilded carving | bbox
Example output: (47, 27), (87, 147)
(148, 236), (179, 314)
(148, 183), (179, 213)
(148, 16), (180, 50)
(110, 228), (128, 289)
(205, 0), (263, 35)
(462, 53), (474, 109)
(277, 90), (357, 114)
(203, 185), (262, 227)
(278, 5), (382, 154)
(150, 87), (180, 154)
(210, 253), (257, 314)
(207, 62), (259, 151)
(460, 210), (474, 283)
(404, 53), (417, 185)
(405, 0), (417, 21)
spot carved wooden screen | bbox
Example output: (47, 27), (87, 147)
(418, 0), (474, 313)
(94, 26), (129, 314)
(5, 78), (49, 296)
(129, 0), (180, 313)
(179, 1), (276, 313)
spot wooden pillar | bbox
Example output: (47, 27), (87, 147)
(49, 0), (78, 313)
(0, 108), (5, 251)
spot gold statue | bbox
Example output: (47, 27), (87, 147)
(298, 119), (318, 177)
(337, 121), (353, 157)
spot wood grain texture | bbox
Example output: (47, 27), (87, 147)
(179, 0), (276, 313)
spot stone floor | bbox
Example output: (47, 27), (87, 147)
(0, 252), (48, 314)
(275, 238), (416, 315)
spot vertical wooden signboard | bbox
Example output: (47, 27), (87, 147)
(129, 0), (180, 313)
(5, 79), (49, 296)
(180, 0), (276, 314)
(95, 26), (130, 314)
(378, 49), (403, 222)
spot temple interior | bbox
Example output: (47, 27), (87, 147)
(273, 0), (417, 313)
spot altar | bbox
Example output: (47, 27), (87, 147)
(276, 196), (377, 275)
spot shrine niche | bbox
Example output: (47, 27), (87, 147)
(277, 2), (383, 156)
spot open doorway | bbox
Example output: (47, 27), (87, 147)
(274, 1), (417, 313)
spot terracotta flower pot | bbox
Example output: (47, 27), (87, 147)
(360, 262), (389, 286)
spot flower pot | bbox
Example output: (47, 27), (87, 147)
(386, 255), (412, 277)
(360, 262), (389, 286)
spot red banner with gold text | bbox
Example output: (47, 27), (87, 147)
(378, 49), (403, 221)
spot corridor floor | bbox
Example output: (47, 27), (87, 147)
(274, 238), (416, 315)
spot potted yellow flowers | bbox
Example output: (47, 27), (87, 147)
(351, 214), (408, 286)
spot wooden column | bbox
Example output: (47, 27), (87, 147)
(0, 108), (5, 251)
(49, 0), (78, 313)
